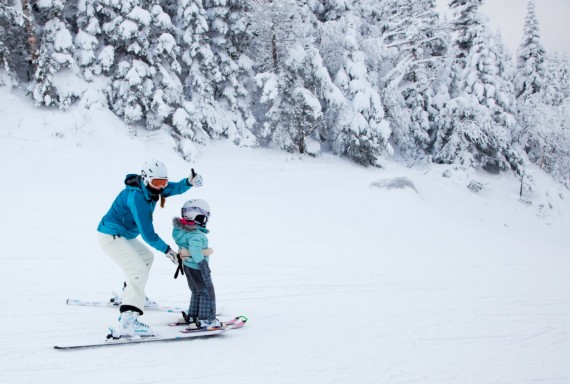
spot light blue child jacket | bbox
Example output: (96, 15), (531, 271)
(172, 218), (210, 270)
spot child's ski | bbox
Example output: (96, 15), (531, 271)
(224, 316), (248, 329)
(54, 329), (227, 350)
(168, 312), (247, 333)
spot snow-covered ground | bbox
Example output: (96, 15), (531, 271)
(1, 87), (570, 383)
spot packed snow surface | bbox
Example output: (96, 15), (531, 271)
(1, 88), (569, 383)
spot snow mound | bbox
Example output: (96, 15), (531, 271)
(370, 177), (419, 193)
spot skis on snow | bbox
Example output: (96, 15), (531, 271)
(53, 317), (247, 350)
(58, 295), (245, 350)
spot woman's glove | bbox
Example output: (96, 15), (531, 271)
(165, 246), (178, 265)
(188, 168), (203, 187)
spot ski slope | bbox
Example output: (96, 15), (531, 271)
(1, 88), (569, 383)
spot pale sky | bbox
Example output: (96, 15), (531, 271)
(436, 0), (570, 58)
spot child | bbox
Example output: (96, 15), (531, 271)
(172, 199), (221, 331)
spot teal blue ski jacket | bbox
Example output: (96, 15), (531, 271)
(172, 218), (210, 270)
(97, 174), (192, 253)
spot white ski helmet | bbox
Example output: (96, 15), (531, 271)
(181, 199), (211, 226)
(141, 159), (168, 188)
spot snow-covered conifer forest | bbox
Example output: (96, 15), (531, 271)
(1, 0), (569, 185)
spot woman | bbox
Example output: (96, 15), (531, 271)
(97, 159), (203, 338)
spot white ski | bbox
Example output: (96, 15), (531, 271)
(66, 298), (185, 313)
(54, 329), (227, 350)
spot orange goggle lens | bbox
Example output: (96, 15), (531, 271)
(149, 178), (168, 189)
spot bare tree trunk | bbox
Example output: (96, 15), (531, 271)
(271, 30), (278, 71)
(20, 0), (38, 72)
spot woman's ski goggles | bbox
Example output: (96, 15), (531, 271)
(149, 177), (168, 189)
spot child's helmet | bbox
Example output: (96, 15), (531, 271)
(141, 159), (168, 189)
(182, 199), (211, 226)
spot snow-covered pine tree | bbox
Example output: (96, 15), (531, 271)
(75, 0), (101, 80)
(293, 45), (345, 155)
(145, 1), (183, 130)
(256, 42), (343, 156)
(559, 55), (570, 102)
(492, 31), (527, 174)
(379, 0), (447, 163)
(534, 101), (570, 186)
(80, 0), (116, 75)
(543, 52), (569, 107)
(251, 0), (343, 156)
(172, 0), (217, 159)
(310, 0), (352, 22)
(493, 31), (516, 90)
(103, 0), (181, 130)
(432, 0), (521, 172)
(20, 0), (39, 76)
(514, 1), (547, 103)
(318, 4), (350, 79)
(30, 0), (77, 109)
(513, 1), (552, 170)
(103, 0), (154, 125)
(160, 0), (179, 18)
(560, 55), (570, 102)
(512, 6), (570, 183)
(201, 0), (256, 146)
(0, 1), (24, 86)
(447, 0), (483, 98)
(327, 15), (391, 166)
(247, 0), (289, 143)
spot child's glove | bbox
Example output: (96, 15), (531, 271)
(188, 168), (203, 187)
(165, 246), (178, 265)
(178, 248), (213, 260)
(179, 248), (190, 260)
